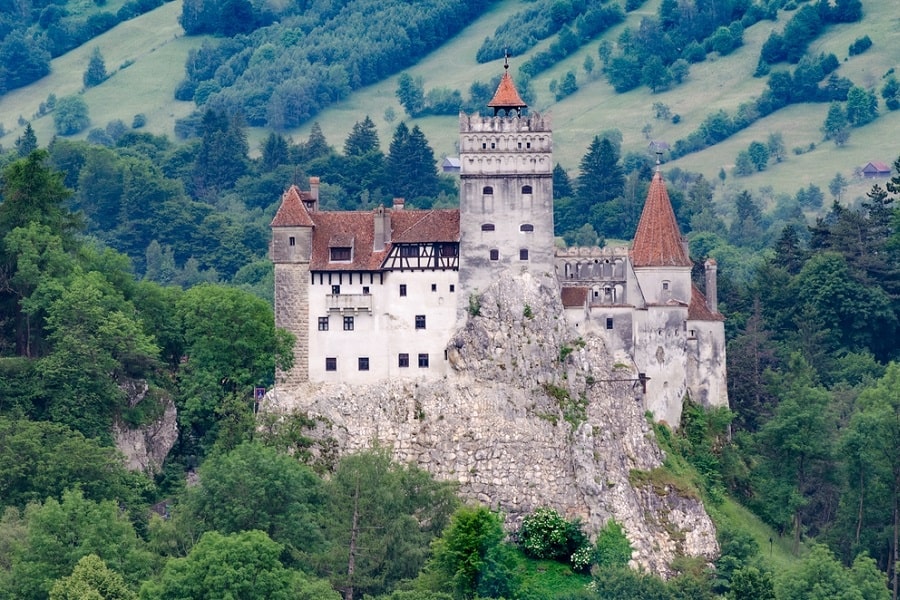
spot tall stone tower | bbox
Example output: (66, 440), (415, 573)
(270, 179), (319, 386)
(458, 59), (555, 301)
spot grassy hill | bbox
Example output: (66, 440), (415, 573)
(1, 0), (898, 205)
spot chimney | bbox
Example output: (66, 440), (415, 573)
(307, 176), (320, 211)
(393, 197), (405, 211)
(373, 205), (391, 251)
(704, 258), (718, 314)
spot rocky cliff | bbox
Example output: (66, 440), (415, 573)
(113, 379), (179, 474)
(266, 271), (718, 575)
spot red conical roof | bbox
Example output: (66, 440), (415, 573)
(631, 172), (692, 267)
(270, 186), (315, 227)
(487, 70), (527, 112)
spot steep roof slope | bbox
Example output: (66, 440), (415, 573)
(631, 172), (692, 268)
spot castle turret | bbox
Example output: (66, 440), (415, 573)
(458, 57), (554, 304)
(271, 182), (316, 386)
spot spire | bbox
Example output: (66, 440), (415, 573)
(631, 171), (692, 268)
(487, 51), (527, 116)
(271, 185), (315, 227)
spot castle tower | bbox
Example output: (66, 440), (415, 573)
(270, 181), (317, 386)
(629, 170), (694, 425)
(458, 58), (555, 302)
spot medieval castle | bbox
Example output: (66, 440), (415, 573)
(270, 64), (728, 425)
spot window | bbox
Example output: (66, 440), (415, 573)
(520, 223), (534, 232)
(490, 249), (499, 261)
(522, 185), (533, 194)
(362, 286), (369, 295)
(343, 316), (354, 331)
(289, 236), (296, 246)
(482, 142), (487, 149)
(326, 357), (337, 371)
(431, 283), (437, 292)
(332, 285), (340, 295)
(606, 318), (614, 330)
(450, 284), (455, 292)
(399, 353), (409, 367)
(520, 248), (529, 260)
(358, 357), (369, 371)
(490, 142), (496, 149)
(482, 186), (493, 194)
(662, 281), (670, 290)
(518, 142), (522, 149)
(526, 142), (531, 149)
(418, 353), (429, 368)
(330, 247), (351, 261)
(400, 245), (419, 257)
(481, 223), (495, 231)
(439, 243), (458, 257)
(415, 315), (426, 329)
(318, 317), (329, 331)
(399, 284), (407, 297)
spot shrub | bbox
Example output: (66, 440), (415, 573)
(848, 35), (872, 56)
(519, 507), (588, 564)
(594, 520), (632, 568)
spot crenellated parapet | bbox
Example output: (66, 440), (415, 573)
(459, 111), (551, 133)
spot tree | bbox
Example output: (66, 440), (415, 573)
(846, 86), (878, 127)
(15, 123), (38, 157)
(425, 506), (516, 600)
(53, 95), (90, 136)
(829, 172), (848, 201)
(0, 31), (51, 91)
(555, 70), (578, 100)
(747, 141), (769, 171)
(141, 530), (337, 600)
(260, 132), (290, 172)
(774, 545), (881, 600)
(396, 73), (425, 117)
(180, 442), (324, 555)
(344, 116), (381, 157)
(303, 122), (332, 161)
(386, 123), (439, 206)
(767, 132), (786, 163)
(320, 450), (458, 600)
(641, 56), (671, 92)
(519, 507), (587, 563)
(882, 77), (900, 111)
(83, 47), (107, 88)
(175, 284), (294, 452)
(576, 135), (624, 207)
(553, 163), (573, 199)
(822, 102), (850, 146)
(191, 109), (248, 198)
(50, 554), (136, 600)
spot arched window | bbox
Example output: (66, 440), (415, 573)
(522, 185), (533, 194)
(482, 186), (493, 195)
(519, 224), (534, 232)
(481, 223), (495, 231)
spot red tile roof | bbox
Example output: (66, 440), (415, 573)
(561, 286), (588, 307)
(688, 285), (724, 321)
(488, 71), (527, 110)
(631, 172), (692, 268)
(305, 208), (459, 271)
(270, 186), (315, 227)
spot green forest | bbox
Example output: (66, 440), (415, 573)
(1, 0), (900, 596)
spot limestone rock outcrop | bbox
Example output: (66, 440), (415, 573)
(266, 271), (718, 575)
(113, 379), (179, 474)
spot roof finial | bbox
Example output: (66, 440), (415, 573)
(504, 49), (509, 70)
(655, 151), (663, 173)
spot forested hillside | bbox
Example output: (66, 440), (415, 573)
(1, 0), (900, 597)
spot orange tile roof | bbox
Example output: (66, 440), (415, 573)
(487, 71), (527, 110)
(631, 172), (692, 268)
(270, 186), (315, 227)
(561, 286), (588, 307)
(688, 285), (724, 321)
(307, 208), (459, 271)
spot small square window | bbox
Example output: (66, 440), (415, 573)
(358, 357), (369, 371)
(332, 285), (340, 295)
(399, 284), (407, 297)
(418, 353), (429, 368)
(520, 249), (529, 260)
(490, 249), (499, 261)
(362, 286), (369, 295)
(398, 353), (409, 368)
(415, 315), (426, 329)
(606, 318), (614, 330)
(526, 142), (531, 149)
(490, 142), (496, 149)
(482, 142), (486, 149)
(431, 283), (437, 292)
(326, 357), (337, 371)
(289, 236), (296, 246)
(450, 284), (455, 292)
(318, 317), (329, 331)
(662, 281), (669, 290)
(343, 316), (354, 331)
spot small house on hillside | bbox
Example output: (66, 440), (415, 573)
(442, 157), (460, 173)
(862, 161), (891, 178)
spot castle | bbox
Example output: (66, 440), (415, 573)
(270, 64), (727, 425)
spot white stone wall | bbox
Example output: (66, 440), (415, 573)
(632, 266), (692, 306)
(686, 319), (729, 408)
(307, 269), (459, 383)
(632, 306), (689, 427)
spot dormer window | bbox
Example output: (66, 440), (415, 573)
(400, 245), (419, 258)
(330, 247), (351, 261)
(482, 186), (493, 195)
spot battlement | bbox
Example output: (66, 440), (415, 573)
(459, 112), (551, 134)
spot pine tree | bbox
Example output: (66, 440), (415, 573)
(387, 123), (439, 206)
(822, 102), (849, 146)
(552, 163), (573, 199)
(343, 116), (380, 157)
(14, 123), (37, 157)
(576, 135), (624, 207)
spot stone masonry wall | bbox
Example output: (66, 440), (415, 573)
(267, 271), (718, 576)
(274, 263), (309, 385)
